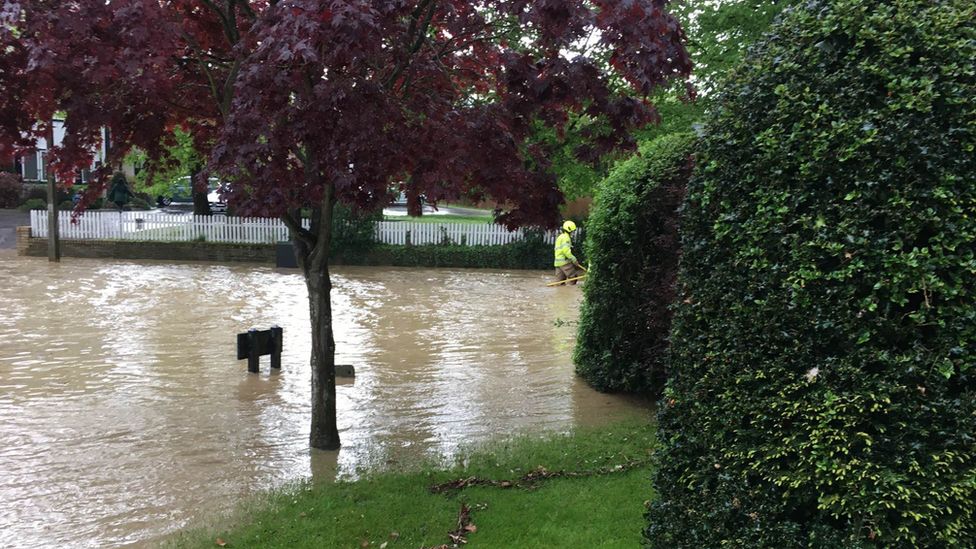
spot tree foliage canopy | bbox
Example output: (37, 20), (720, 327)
(647, 0), (976, 545)
(547, 0), (797, 202)
(0, 0), (691, 227)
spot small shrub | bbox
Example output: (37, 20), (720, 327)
(128, 197), (151, 211)
(15, 184), (76, 205)
(331, 203), (380, 257)
(647, 0), (976, 546)
(18, 198), (46, 212)
(0, 172), (24, 208)
(58, 200), (75, 211)
(22, 184), (47, 202)
(574, 133), (694, 393)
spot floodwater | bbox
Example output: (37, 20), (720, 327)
(0, 252), (649, 548)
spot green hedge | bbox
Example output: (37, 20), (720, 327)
(330, 203), (380, 257)
(18, 198), (46, 212)
(647, 0), (976, 547)
(574, 133), (695, 393)
(335, 234), (550, 270)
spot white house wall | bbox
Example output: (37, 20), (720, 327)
(20, 120), (108, 183)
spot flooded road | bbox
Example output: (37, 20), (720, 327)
(0, 253), (649, 548)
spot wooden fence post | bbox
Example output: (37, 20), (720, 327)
(247, 329), (260, 373)
(270, 326), (282, 370)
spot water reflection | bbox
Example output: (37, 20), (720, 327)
(0, 255), (648, 548)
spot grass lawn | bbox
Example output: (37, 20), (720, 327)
(167, 420), (655, 548)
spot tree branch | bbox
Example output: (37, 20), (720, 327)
(221, 59), (242, 117)
(282, 209), (315, 249)
(198, 0), (239, 46)
(198, 0), (231, 38)
(309, 182), (335, 272)
(410, 0), (437, 55)
(181, 32), (224, 109)
(384, 0), (438, 89)
(225, 0), (240, 42)
(233, 0), (257, 20)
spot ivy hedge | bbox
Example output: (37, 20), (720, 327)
(574, 133), (694, 393)
(647, 0), (976, 547)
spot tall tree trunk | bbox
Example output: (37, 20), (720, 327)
(191, 190), (211, 215)
(290, 183), (340, 450)
(406, 185), (423, 217)
(304, 256), (339, 449)
(190, 167), (212, 215)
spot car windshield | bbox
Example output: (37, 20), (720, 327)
(170, 178), (218, 194)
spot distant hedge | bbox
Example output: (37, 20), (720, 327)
(331, 203), (381, 257)
(574, 133), (694, 393)
(335, 233), (550, 270)
(18, 197), (45, 212)
(647, 0), (976, 547)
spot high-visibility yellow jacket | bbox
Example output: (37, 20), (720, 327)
(554, 232), (577, 267)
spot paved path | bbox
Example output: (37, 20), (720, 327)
(0, 209), (29, 249)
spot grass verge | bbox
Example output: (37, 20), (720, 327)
(166, 419), (655, 548)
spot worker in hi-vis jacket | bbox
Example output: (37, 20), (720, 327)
(553, 220), (585, 285)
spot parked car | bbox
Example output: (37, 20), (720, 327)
(207, 185), (228, 213)
(157, 176), (226, 212)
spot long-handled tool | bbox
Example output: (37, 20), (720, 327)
(547, 274), (587, 287)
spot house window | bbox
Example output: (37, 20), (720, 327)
(23, 152), (38, 180)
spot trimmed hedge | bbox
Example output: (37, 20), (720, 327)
(18, 198), (46, 212)
(327, 203), (547, 268)
(335, 233), (551, 270)
(574, 133), (694, 393)
(647, 1), (976, 547)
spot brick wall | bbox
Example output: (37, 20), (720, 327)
(16, 226), (276, 264)
(15, 226), (32, 256)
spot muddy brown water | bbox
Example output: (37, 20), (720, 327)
(0, 253), (649, 548)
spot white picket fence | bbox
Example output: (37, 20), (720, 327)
(29, 210), (555, 246)
(374, 220), (550, 245)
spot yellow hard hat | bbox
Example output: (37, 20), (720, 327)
(562, 220), (577, 233)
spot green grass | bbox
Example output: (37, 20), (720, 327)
(382, 214), (495, 224)
(167, 419), (656, 548)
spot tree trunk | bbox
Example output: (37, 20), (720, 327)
(406, 186), (423, 217)
(192, 190), (211, 215)
(303, 257), (339, 449)
(191, 168), (212, 215)
(291, 186), (340, 450)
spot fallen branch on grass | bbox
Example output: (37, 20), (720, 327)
(422, 503), (476, 549)
(428, 458), (650, 495)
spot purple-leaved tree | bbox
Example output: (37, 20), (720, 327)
(0, 0), (690, 449)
